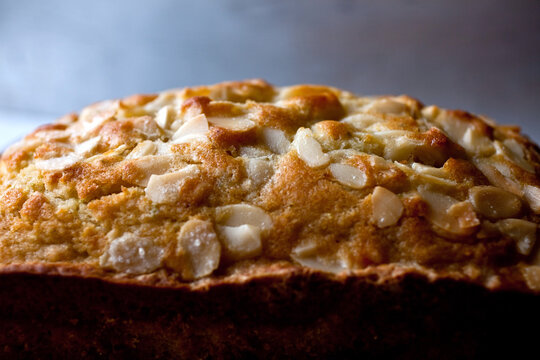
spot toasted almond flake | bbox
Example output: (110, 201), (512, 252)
(261, 128), (290, 154)
(329, 163), (367, 189)
(129, 155), (173, 186)
(523, 185), (540, 214)
(171, 114), (209, 144)
(291, 251), (346, 274)
(469, 186), (522, 219)
(126, 140), (157, 159)
(341, 113), (382, 130)
(99, 232), (164, 275)
(75, 136), (101, 156)
(143, 92), (177, 113)
(421, 105), (440, 119)
(372, 186), (403, 228)
(473, 158), (523, 197)
(145, 165), (200, 204)
(215, 203), (273, 231)
(418, 186), (475, 235)
(365, 98), (410, 115)
(411, 163), (446, 177)
(163, 219), (221, 280)
(521, 266), (540, 291)
(292, 128), (330, 168)
(434, 112), (494, 155)
(382, 135), (420, 161)
(218, 224), (262, 260)
(154, 105), (175, 129)
(447, 201), (480, 229)
(33, 129), (71, 141)
(245, 158), (274, 187)
(498, 219), (537, 256)
(501, 139), (534, 173)
(34, 153), (80, 171)
(207, 116), (255, 131)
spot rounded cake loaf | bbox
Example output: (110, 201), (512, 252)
(0, 80), (539, 358)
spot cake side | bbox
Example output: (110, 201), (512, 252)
(0, 79), (539, 291)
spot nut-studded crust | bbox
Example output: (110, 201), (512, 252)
(0, 80), (540, 357)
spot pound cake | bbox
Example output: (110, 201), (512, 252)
(0, 79), (539, 358)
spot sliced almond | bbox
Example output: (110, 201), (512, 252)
(447, 201), (480, 229)
(218, 224), (262, 261)
(498, 218), (537, 256)
(154, 105), (175, 129)
(245, 158), (274, 187)
(164, 219), (221, 280)
(291, 243), (346, 274)
(469, 186), (522, 219)
(99, 232), (164, 275)
(292, 128), (330, 168)
(128, 155), (173, 186)
(207, 116), (255, 131)
(329, 163), (367, 189)
(435, 114), (494, 156)
(215, 203), (272, 231)
(145, 165), (200, 204)
(521, 266), (540, 291)
(171, 114), (209, 144)
(473, 158), (523, 197)
(261, 128), (290, 154)
(34, 153), (80, 171)
(75, 136), (101, 157)
(371, 186), (403, 228)
(341, 113), (382, 130)
(383, 135), (420, 161)
(418, 186), (477, 235)
(126, 140), (157, 159)
(501, 139), (534, 173)
(523, 185), (540, 214)
(365, 98), (410, 115)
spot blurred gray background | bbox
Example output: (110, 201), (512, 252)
(1, 0), (539, 149)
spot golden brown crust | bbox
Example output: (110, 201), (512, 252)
(1, 79), (539, 293)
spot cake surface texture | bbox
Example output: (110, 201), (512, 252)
(0, 79), (539, 358)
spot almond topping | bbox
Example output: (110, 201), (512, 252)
(99, 232), (164, 275)
(371, 186), (403, 228)
(291, 242), (346, 274)
(245, 158), (274, 187)
(366, 98), (410, 115)
(498, 219), (537, 256)
(154, 105), (175, 129)
(218, 224), (262, 261)
(171, 114), (209, 144)
(126, 140), (157, 159)
(215, 203), (273, 231)
(128, 155), (173, 186)
(145, 165), (200, 204)
(329, 163), (367, 189)
(501, 139), (534, 173)
(164, 219), (221, 280)
(261, 128), (290, 154)
(292, 128), (330, 168)
(523, 185), (540, 214)
(469, 186), (522, 219)
(34, 153), (80, 171)
(418, 186), (477, 235)
(521, 266), (540, 291)
(447, 201), (481, 229)
(207, 116), (255, 131)
(383, 135), (420, 161)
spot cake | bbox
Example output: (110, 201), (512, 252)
(0, 79), (538, 358)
